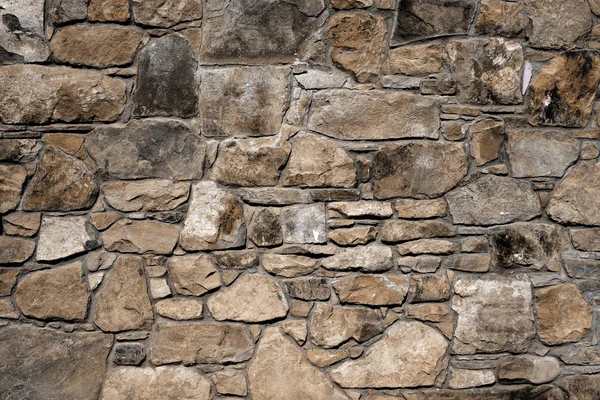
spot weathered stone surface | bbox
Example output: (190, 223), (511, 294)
(322, 244), (393, 271)
(0, 65), (126, 124)
(212, 136), (291, 186)
(168, 254), (221, 296)
(0, 139), (40, 162)
(395, 198), (448, 219)
(547, 161), (600, 225)
(553, 343), (600, 365)
(285, 277), (330, 300)
(452, 276), (535, 354)
(409, 272), (451, 302)
(132, 0), (202, 27)
(310, 303), (385, 348)
(528, 51), (600, 128)
(373, 142), (468, 199)
(0, 164), (26, 214)
(330, 321), (448, 388)
(0, 268), (19, 295)
(149, 322), (254, 364)
(560, 374), (600, 399)
(330, 201), (394, 218)
(388, 42), (447, 76)
(329, 226), (377, 246)
(448, 38), (523, 105)
(102, 180), (189, 212)
(381, 220), (456, 242)
(248, 327), (348, 400)
(208, 274), (288, 322)
(155, 298), (204, 320)
(213, 369), (247, 396)
(262, 254), (319, 277)
(333, 275), (409, 306)
(309, 90), (440, 140)
(446, 175), (541, 225)
(180, 181), (246, 251)
(507, 130), (579, 177)
(133, 34), (197, 118)
(201, 66), (291, 137)
(448, 368), (496, 389)
(443, 253), (490, 272)
(0, 325), (111, 400)
(535, 284), (592, 345)
(214, 250), (259, 270)
(0, 0), (49, 63)
(51, 25), (143, 68)
(113, 343), (145, 366)
(281, 204), (327, 244)
(23, 146), (97, 211)
(238, 187), (313, 205)
(307, 348), (348, 367)
(101, 366), (211, 400)
(47, 0), (87, 28)
(331, 0), (372, 8)
(86, 119), (206, 180)
(572, 229), (600, 251)
(475, 0), (525, 37)
(102, 219), (180, 255)
(295, 69), (348, 90)
(0, 236), (35, 265)
(498, 355), (560, 384)
(399, 254), (443, 273)
(469, 118), (505, 166)
(328, 13), (387, 82)
(88, 0), (130, 21)
(94, 255), (153, 332)
(249, 208), (283, 247)
(16, 262), (88, 321)
(398, 239), (458, 256)
(37, 216), (100, 262)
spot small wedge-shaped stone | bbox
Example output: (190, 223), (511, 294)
(37, 216), (100, 262)
(322, 244), (393, 272)
(168, 254), (221, 296)
(102, 219), (180, 255)
(0, 164), (27, 214)
(132, 0), (202, 27)
(102, 180), (189, 212)
(0, 236), (35, 265)
(333, 275), (409, 306)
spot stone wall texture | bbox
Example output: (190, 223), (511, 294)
(2, 0), (600, 399)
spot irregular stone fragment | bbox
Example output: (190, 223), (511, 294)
(397, 239), (458, 256)
(0, 139), (40, 162)
(0, 65), (126, 124)
(0, 0), (49, 63)
(208, 274), (288, 322)
(213, 250), (259, 270)
(333, 275), (409, 306)
(553, 344), (600, 365)
(322, 244), (393, 272)
(0, 236), (35, 265)
(86, 250), (117, 272)
(155, 298), (204, 320)
(0, 298), (17, 319)
(398, 255), (442, 273)
(572, 229), (600, 251)
(381, 220), (456, 243)
(581, 141), (600, 160)
(452, 276), (535, 354)
(307, 348), (348, 367)
(37, 216), (100, 262)
(16, 262), (88, 321)
(0, 164), (26, 213)
(395, 198), (448, 219)
(113, 344), (145, 366)
(310, 303), (385, 348)
(102, 219), (180, 255)
(101, 366), (211, 400)
(329, 226), (377, 246)
(443, 253), (490, 272)
(560, 374), (600, 400)
(285, 277), (330, 300)
(330, 321), (448, 388)
(41, 133), (83, 155)
(329, 201), (394, 218)
(213, 369), (247, 396)
(102, 180), (189, 212)
(133, 34), (197, 118)
(281, 204), (327, 244)
(295, 69), (348, 89)
(331, 0), (372, 8)
(475, 0), (525, 37)
(309, 90), (440, 140)
(0, 325), (111, 400)
(535, 284), (592, 345)
(528, 51), (600, 127)
(388, 42), (447, 76)
(248, 208), (283, 247)
(168, 254), (221, 296)
(238, 188), (313, 205)
(405, 303), (452, 323)
(262, 254), (318, 277)
(180, 181), (246, 251)
(448, 369), (496, 389)
(564, 257), (600, 280)
(0, 268), (19, 295)
(469, 118), (505, 166)
(149, 322), (254, 364)
(88, 0), (130, 21)
(409, 273), (451, 302)
(47, 0), (87, 28)
(448, 38), (524, 105)
(132, 0), (202, 27)
(498, 355), (560, 384)
(94, 255), (153, 332)
(446, 175), (541, 225)
(373, 142), (468, 199)
(282, 319), (308, 344)
(212, 136), (291, 186)
(23, 146), (97, 211)
(200, 66), (291, 137)
(248, 327), (348, 400)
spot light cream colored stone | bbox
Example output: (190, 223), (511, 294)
(387, 42), (447, 76)
(282, 320), (308, 344)
(102, 180), (189, 212)
(448, 368), (496, 389)
(333, 275), (409, 306)
(321, 244), (393, 272)
(329, 201), (394, 218)
(397, 239), (458, 256)
(102, 219), (180, 255)
(262, 254), (318, 278)
(37, 216), (100, 262)
(168, 255), (221, 296)
(155, 298), (204, 320)
(212, 369), (247, 396)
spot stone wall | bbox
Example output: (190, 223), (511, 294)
(2, 0), (600, 399)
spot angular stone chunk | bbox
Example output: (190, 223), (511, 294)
(448, 368), (496, 389)
(553, 343), (600, 365)
(180, 181), (246, 251)
(214, 250), (259, 270)
(248, 209), (283, 247)
(88, 0), (130, 22)
(0, 65), (126, 124)
(281, 204), (327, 244)
(102, 180), (189, 212)
(572, 229), (600, 251)
(102, 219), (180, 255)
(208, 274), (288, 322)
(86, 119), (206, 180)
(333, 275), (409, 306)
(47, 0), (88, 29)
(282, 132), (356, 188)
(0, 236), (35, 265)
(16, 262), (88, 321)
(285, 277), (330, 300)
(528, 51), (600, 128)
(498, 355), (560, 384)
(212, 136), (291, 186)
(393, 0), (476, 43)
(309, 90), (440, 140)
(452, 276), (535, 354)
(409, 272), (451, 302)
(469, 118), (505, 166)
(310, 303), (385, 348)
(535, 284), (592, 345)
(133, 34), (197, 118)
(155, 298), (204, 320)
(330, 201), (394, 218)
(23, 146), (97, 211)
(0, 0), (49, 63)
(0, 268), (19, 295)
(0, 325), (111, 400)
(262, 254), (318, 278)
(373, 142), (468, 199)
(330, 321), (448, 388)
(388, 42), (447, 76)
(448, 38), (523, 105)
(201, 0), (320, 63)
(446, 175), (541, 226)
(94, 255), (153, 332)
(0, 164), (26, 213)
(329, 226), (376, 246)
(149, 322), (254, 365)
(200, 66), (291, 137)
(249, 327), (348, 400)
(0, 139), (40, 162)
(132, 0), (202, 27)
(381, 220), (456, 243)
(37, 216), (100, 262)
(168, 254), (221, 296)
(475, 0), (525, 37)
(322, 244), (393, 271)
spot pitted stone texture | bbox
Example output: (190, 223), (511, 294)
(0, 0), (49, 63)
(333, 275), (409, 306)
(498, 355), (560, 384)
(132, 0), (202, 27)
(101, 366), (211, 400)
(86, 119), (206, 180)
(309, 90), (440, 140)
(88, 0), (130, 21)
(37, 216), (100, 262)
(102, 180), (189, 212)
(322, 244), (393, 272)
(208, 274), (288, 322)
(528, 51), (600, 128)
(0, 65), (126, 124)
(168, 254), (221, 296)
(249, 327), (348, 400)
(249, 209), (283, 247)
(446, 175), (541, 226)
(0, 325), (111, 400)
(0, 236), (35, 265)
(262, 254), (318, 277)
(180, 181), (246, 251)
(16, 262), (88, 321)
(94, 255), (153, 332)
(330, 321), (448, 388)
(0, 164), (26, 214)
(373, 142), (468, 199)
(388, 42), (448, 76)
(281, 204), (327, 244)
(200, 66), (291, 137)
(133, 34), (197, 118)
(475, 0), (525, 37)
(448, 38), (523, 105)
(452, 276), (535, 354)
(102, 219), (180, 255)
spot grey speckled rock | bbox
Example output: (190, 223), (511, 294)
(37, 216), (100, 262)
(0, 0), (50, 63)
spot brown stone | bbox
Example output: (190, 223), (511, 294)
(37, 216), (100, 262)
(443, 253), (490, 272)
(307, 348), (348, 367)
(213, 369), (247, 396)
(282, 319), (308, 344)
(168, 254), (221, 296)
(469, 118), (505, 166)
(248, 208), (283, 247)
(102, 180), (189, 212)
(572, 229), (600, 251)
(0, 164), (26, 213)
(42, 133), (83, 155)
(498, 355), (560, 384)
(381, 220), (456, 243)
(329, 226), (377, 246)
(155, 298), (204, 320)
(261, 254), (319, 277)
(387, 42), (447, 76)
(395, 198), (448, 219)
(405, 303), (453, 330)
(560, 374), (600, 399)
(102, 219), (180, 255)
(0, 139), (40, 162)
(333, 275), (409, 306)
(409, 272), (451, 302)
(0, 268), (19, 296)
(475, 0), (525, 37)
(397, 239), (458, 256)
(0, 236), (35, 265)
(132, 0), (201, 27)
(331, 0), (372, 8)
(581, 141), (600, 159)
(213, 250), (259, 270)
(322, 244), (393, 272)
(285, 277), (330, 301)
(88, 0), (130, 21)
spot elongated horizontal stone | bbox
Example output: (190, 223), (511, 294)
(381, 220), (456, 242)
(102, 180), (190, 212)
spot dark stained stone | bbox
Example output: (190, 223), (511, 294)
(0, 139), (40, 162)
(249, 208), (283, 247)
(560, 374), (600, 399)
(285, 277), (330, 300)
(114, 343), (146, 366)
(132, 0), (202, 27)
